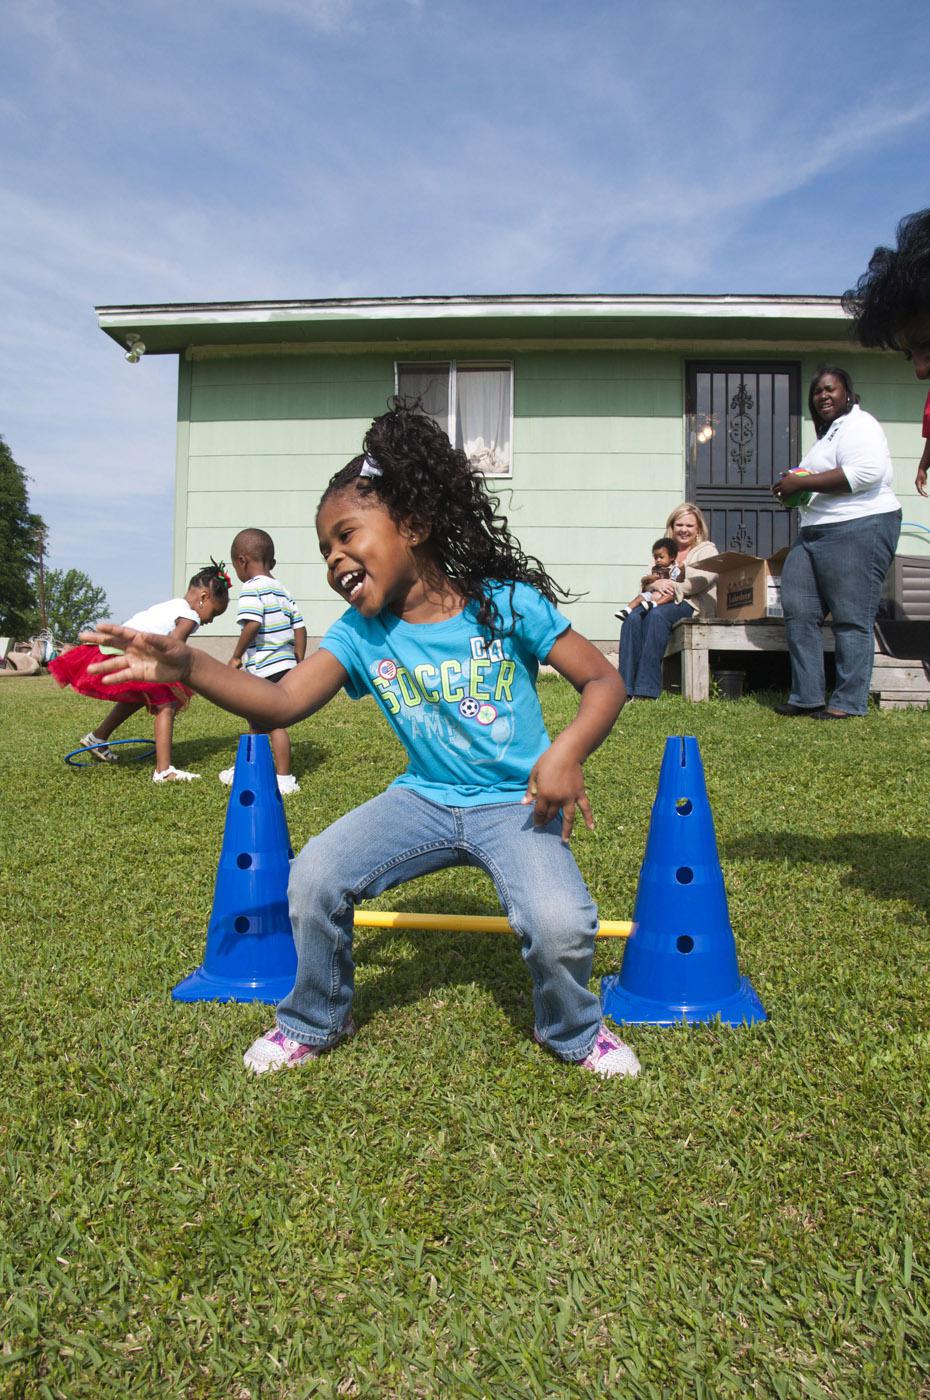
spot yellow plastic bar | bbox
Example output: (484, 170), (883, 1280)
(353, 910), (631, 938)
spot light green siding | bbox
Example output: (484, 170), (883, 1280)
(175, 345), (930, 643)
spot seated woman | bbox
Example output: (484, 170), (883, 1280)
(618, 502), (718, 699)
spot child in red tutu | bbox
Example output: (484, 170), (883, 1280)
(50, 562), (230, 781)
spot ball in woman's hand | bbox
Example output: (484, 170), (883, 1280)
(781, 466), (814, 509)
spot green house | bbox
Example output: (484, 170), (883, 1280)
(96, 295), (930, 651)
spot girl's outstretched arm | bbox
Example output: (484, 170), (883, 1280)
(83, 625), (348, 728)
(522, 629), (626, 842)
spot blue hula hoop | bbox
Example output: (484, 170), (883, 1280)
(64, 738), (157, 768)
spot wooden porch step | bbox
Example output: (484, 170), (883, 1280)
(663, 618), (930, 708)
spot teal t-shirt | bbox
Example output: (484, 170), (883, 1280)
(320, 582), (571, 807)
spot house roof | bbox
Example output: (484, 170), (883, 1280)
(95, 292), (858, 357)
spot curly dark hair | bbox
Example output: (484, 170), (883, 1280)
(652, 536), (678, 558)
(808, 365), (855, 439)
(189, 559), (232, 599)
(319, 400), (572, 634)
(842, 208), (930, 349)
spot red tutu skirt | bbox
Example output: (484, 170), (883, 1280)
(49, 645), (194, 713)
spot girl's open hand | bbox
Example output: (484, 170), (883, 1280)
(522, 747), (594, 843)
(81, 624), (193, 685)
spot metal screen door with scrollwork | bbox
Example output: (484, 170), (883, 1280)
(685, 362), (802, 556)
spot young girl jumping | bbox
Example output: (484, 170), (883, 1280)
(52, 563), (230, 781)
(85, 405), (640, 1077)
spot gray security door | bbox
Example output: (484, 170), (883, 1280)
(686, 362), (802, 555)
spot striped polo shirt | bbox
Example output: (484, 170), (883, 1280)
(236, 574), (304, 678)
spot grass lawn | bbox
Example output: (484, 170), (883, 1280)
(1, 677), (929, 1399)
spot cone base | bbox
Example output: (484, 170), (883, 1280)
(172, 964), (295, 1004)
(601, 972), (767, 1026)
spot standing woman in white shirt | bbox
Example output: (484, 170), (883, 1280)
(772, 367), (901, 718)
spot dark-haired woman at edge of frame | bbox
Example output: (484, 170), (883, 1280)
(772, 366), (901, 719)
(842, 206), (930, 497)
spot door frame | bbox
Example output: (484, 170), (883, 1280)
(684, 358), (803, 554)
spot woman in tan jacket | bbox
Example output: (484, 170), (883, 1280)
(618, 502), (718, 698)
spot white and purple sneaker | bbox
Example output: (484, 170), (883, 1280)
(536, 1021), (641, 1079)
(243, 1018), (356, 1075)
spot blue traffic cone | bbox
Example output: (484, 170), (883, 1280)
(601, 735), (766, 1026)
(172, 733), (297, 1003)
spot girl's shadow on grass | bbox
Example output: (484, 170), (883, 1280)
(351, 897), (539, 1034)
(724, 831), (930, 920)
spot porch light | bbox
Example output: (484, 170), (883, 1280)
(124, 334), (146, 364)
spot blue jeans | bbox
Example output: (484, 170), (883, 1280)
(276, 788), (602, 1060)
(618, 601), (693, 697)
(780, 510), (901, 715)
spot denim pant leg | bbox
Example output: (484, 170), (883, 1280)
(459, 802), (602, 1060)
(618, 607), (646, 690)
(781, 534), (828, 709)
(620, 602), (691, 697)
(811, 511), (901, 715)
(277, 789), (461, 1045)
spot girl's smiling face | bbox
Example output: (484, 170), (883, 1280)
(317, 488), (421, 618)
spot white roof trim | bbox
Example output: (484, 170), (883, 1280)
(96, 293), (849, 332)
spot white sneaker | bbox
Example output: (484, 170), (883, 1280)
(243, 1019), (356, 1074)
(218, 767), (235, 785)
(534, 1021), (641, 1079)
(153, 765), (200, 783)
(576, 1023), (641, 1078)
(277, 774), (300, 794)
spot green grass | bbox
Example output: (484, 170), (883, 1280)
(1, 678), (929, 1399)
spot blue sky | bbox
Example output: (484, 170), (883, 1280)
(3, 0), (929, 620)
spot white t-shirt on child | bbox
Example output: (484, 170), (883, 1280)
(123, 598), (200, 636)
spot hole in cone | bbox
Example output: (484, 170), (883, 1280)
(237, 853), (253, 869)
(676, 935), (695, 954)
(675, 866), (694, 884)
(240, 790), (255, 806)
(676, 798), (693, 815)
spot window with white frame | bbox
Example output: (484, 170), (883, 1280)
(395, 361), (513, 476)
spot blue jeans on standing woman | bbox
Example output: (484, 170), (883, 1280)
(780, 509), (901, 715)
(276, 787), (603, 1061)
(618, 601), (693, 697)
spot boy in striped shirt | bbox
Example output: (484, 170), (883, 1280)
(219, 528), (307, 794)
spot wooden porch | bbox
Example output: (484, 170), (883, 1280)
(662, 618), (930, 709)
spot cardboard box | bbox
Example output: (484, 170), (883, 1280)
(702, 548), (789, 620)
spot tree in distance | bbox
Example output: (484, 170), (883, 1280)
(0, 434), (44, 639)
(39, 568), (110, 643)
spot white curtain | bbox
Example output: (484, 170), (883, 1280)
(455, 368), (511, 475)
